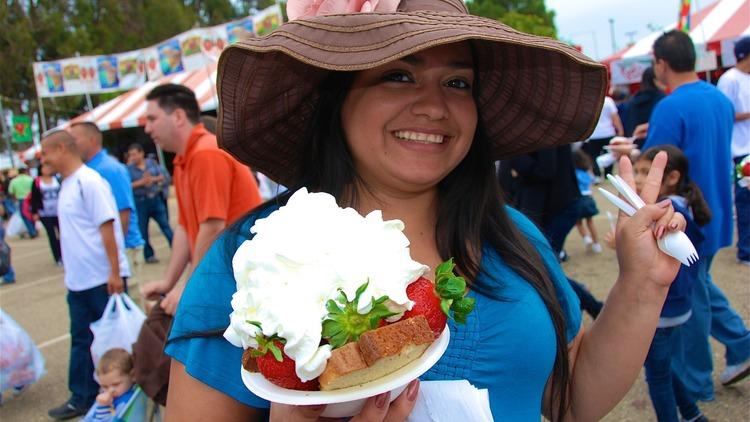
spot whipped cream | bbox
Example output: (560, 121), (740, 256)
(224, 188), (428, 382)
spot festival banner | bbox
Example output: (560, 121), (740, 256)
(34, 51), (146, 97)
(610, 56), (653, 85)
(253, 4), (283, 37)
(11, 115), (32, 143)
(226, 17), (255, 43)
(33, 5), (282, 97)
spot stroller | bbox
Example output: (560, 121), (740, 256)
(80, 385), (160, 422)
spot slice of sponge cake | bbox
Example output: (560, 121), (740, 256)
(319, 315), (435, 391)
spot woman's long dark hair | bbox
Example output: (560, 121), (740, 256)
(639, 146), (712, 226)
(639, 66), (659, 92)
(252, 70), (572, 419)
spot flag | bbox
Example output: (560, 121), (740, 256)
(677, 0), (691, 33)
(11, 115), (32, 143)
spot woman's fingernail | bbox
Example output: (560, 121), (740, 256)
(657, 226), (665, 239)
(670, 222), (678, 230)
(407, 379), (420, 401)
(657, 199), (671, 208)
(375, 392), (390, 409)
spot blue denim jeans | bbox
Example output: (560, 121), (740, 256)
(66, 281), (127, 408)
(3, 198), (16, 215)
(17, 200), (37, 237)
(543, 199), (580, 255)
(735, 156), (750, 262)
(644, 326), (701, 422)
(135, 195), (173, 260)
(568, 278), (602, 319)
(672, 253), (750, 400)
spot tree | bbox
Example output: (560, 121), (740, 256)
(467, 0), (557, 38)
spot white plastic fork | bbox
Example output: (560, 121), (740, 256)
(598, 175), (700, 266)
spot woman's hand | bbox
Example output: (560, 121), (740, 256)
(614, 152), (682, 288)
(270, 379), (419, 422)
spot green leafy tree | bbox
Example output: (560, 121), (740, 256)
(467, 0), (557, 38)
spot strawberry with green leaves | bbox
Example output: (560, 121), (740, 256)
(401, 258), (475, 337)
(322, 281), (397, 348)
(248, 328), (319, 390)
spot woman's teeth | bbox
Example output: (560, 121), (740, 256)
(394, 131), (445, 144)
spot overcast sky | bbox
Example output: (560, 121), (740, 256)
(547, 0), (689, 60)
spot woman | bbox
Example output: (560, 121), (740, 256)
(30, 163), (62, 266)
(623, 67), (666, 142)
(165, 0), (686, 420)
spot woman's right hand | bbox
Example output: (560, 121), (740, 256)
(270, 379), (419, 422)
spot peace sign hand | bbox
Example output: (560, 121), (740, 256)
(613, 152), (684, 288)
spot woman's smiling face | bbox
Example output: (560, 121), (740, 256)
(340, 42), (478, 194)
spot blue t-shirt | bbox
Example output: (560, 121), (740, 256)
(165, 205), (581, 420)
(128, 158), (167, 199)
(575, 169), (593, 196)
(87, 150), (144, 248)
(643, 80), (734, 256)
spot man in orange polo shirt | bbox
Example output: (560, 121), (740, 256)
(140, 84), (261, 314)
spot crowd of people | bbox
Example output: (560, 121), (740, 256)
(0, 1), (748, 421)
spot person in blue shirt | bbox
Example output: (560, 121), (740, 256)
(164, 1), (691, 420)
(126, 143), (173, 264)
(636, 30), (750, 399)
(69, 122), (146, 276)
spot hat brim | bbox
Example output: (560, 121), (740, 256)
(217, 10), (607, 187)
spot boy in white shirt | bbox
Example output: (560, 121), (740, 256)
(40, 130), (131, 420)
(717, 36), (750, 268)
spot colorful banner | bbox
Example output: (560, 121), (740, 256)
(677, 0), (692, 33)
(11, 115), (32, 143)
(610, 56), (654, 85)
(33, 5), (283, 98)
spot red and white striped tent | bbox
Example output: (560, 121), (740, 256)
(603, 0), (749, 85)
(604, 0), (749, 63)
(69, 62), (218, 131)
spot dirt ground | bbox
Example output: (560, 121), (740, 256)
(0, 190), (748, 421)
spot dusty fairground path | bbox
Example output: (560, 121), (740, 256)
(0, 190), (748, 421)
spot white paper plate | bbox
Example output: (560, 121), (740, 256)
(241, 326), (450, 418)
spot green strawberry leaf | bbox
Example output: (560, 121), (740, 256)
(451, 296), (475, 324)
(440, 298), (452, 316)
(250, 333), (286, 362)
(436, 276), (467, 300)
(322, 281), (397, 348)
(433, 258), (475, 324)
(267, 341), (283, 362)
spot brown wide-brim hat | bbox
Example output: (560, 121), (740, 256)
(217, 0), (607, 187)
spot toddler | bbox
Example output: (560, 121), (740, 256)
(82, 348), (136, 422)
(572, 149), (602, 253)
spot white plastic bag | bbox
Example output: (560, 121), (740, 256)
(0, 308), (46, 390)
(5, 213), (26, 238)
(90, 294), (146, 367)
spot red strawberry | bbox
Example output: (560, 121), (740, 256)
(743, 162), (750, 177)
(401, 259), (475, 337)
(254, 340), (319, 391)
(402, 277), (446, 337)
